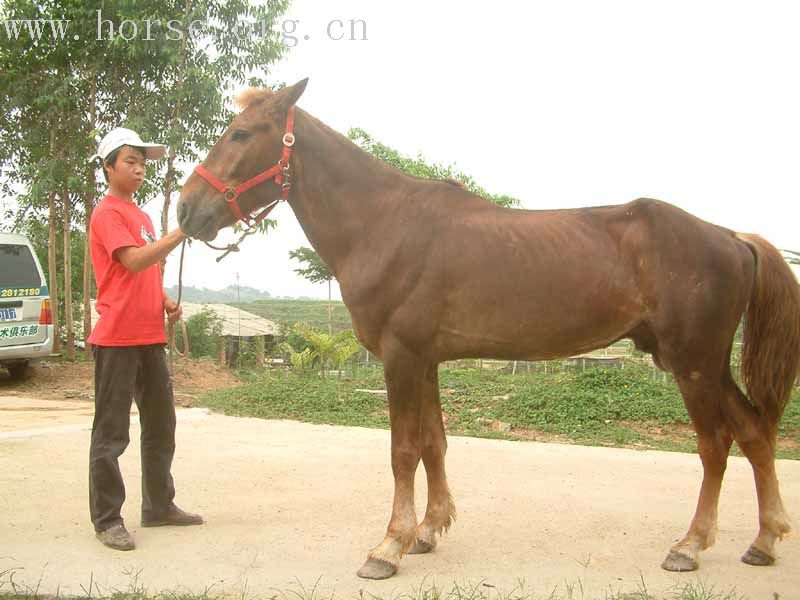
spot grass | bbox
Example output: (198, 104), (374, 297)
(0, 570), (765, 600)
(199, 363), (800, 460)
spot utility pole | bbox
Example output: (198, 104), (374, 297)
(236, 272), (241, 370)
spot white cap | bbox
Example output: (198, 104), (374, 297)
(90, 127), (167, 162)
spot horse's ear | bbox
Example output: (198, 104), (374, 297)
(270, 78), (308, 114)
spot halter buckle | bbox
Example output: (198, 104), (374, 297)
(223, 188), (237, 201)
(282, 133), (296, 147)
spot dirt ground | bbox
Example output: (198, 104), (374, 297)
(1, 364), (798, 599)
(0, 357), (240, 406)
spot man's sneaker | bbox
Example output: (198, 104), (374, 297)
(141, 504), (204, 527)
(96, 524), (135, 551)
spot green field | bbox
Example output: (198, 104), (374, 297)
(200, 362), (800, 460)
(233, 298), (353, 333)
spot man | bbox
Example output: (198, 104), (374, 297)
(88, 128), (203, 551)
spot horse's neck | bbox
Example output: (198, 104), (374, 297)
(288, 111), (407, 276)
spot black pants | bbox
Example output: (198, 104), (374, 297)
(89, 344), (176, 532)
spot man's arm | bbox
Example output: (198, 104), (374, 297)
(115, 228), (186, 273)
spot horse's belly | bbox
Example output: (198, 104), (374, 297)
(434, 280), (644, 361)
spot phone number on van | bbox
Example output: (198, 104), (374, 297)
(0, 287), (47, 298)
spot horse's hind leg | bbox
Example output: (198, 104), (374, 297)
(722, 385), (792, 565)
(662, 374), (734, 572)
(408, 365), (456, 554)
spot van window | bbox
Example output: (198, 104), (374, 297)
(1, 244), (42, 287)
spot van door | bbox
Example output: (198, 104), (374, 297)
(0, 243), (49, 347)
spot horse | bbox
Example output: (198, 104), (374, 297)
(177, 79), (800, 580)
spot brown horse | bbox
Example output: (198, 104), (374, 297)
(177, 79), (800, 579)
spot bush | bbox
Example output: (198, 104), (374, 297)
(185, 306), (223, 359)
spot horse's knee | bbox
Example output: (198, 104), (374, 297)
(391, 442), (421, 471)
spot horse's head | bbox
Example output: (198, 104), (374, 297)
(178, 78), (308, 241)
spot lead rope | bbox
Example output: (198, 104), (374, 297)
(168, 239), (189, 374)
(202, 198), (281, 262)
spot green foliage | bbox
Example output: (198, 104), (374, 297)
(201, 368), (388, 427)
(185, 306), (223, 359)
(489, 365), (688, 434)
(198, 361), (800, 460)
(235, 298), (353, 334)
(1, 0), (291, 344)
(278, 323), (361, 377)
(291, 348), (315, 371)
(235, 337), (259, 371)
(348, 127), (519, 208)
(289, 246), (333, 284)
(331, 329), (361, 373)
(278, 344), (315, 372)
(288, 246), (336, 333)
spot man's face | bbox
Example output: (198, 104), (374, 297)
(105, 145), (146, 194)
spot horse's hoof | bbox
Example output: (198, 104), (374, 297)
(741, 545), (775, 566)
(661, 550), (699, 572)
(357, 558), (397, 580)
(408, 538), (436, 554)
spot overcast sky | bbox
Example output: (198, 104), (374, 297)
(153, 0), (799, 298)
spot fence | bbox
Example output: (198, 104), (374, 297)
(261, 339), (800, 388)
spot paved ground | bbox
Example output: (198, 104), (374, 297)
(0, 394), (798, 599)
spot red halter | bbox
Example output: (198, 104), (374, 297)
(193, 105), (296, 226)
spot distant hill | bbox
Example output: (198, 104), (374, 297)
(164, 284), (273, 304)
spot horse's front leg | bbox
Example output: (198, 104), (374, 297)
(408, 364), (456, 554)
(357, 346), (429, 580)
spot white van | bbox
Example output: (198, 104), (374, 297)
(0, 232), (55, 379)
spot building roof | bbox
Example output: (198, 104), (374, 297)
(181, 302), (279, 337)
(90, 301), (279, 338)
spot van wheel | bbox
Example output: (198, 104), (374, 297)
(8, 362), (30, 381)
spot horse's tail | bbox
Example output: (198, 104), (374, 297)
(736, 233), (800, 431)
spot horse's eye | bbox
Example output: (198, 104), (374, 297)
(231, 129), (249, 142)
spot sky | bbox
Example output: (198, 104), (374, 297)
(149, 1), (799, 298)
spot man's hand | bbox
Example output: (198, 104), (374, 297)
(164, 296), (183, 324)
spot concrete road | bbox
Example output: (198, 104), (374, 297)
(0, 395), (798, 599)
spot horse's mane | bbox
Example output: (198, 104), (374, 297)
(233, 89), (467, 195)
(444, 178), (466, 189)
(234, 87), (274, 111)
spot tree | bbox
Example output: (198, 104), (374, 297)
(1, 0), (291, 353)
(285, 323), (361, 378)
(185, 306), (223, 359)
(348, 128), (519, 208)
(289, 246), (335, 335)
(331, 329), (361, 378)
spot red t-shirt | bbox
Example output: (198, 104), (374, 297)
(88, 195), (166, 346)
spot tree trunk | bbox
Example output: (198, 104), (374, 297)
(160, 0), (190, 242)
(164, 158), (176, 362)
(327, 279), (333, 336)
(47, 120), (61, 353)
(83, 77), (97, 359)
(62, 183), (74, 360)
(162, 0), (190, 358)
(162, 161), (175, 240)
